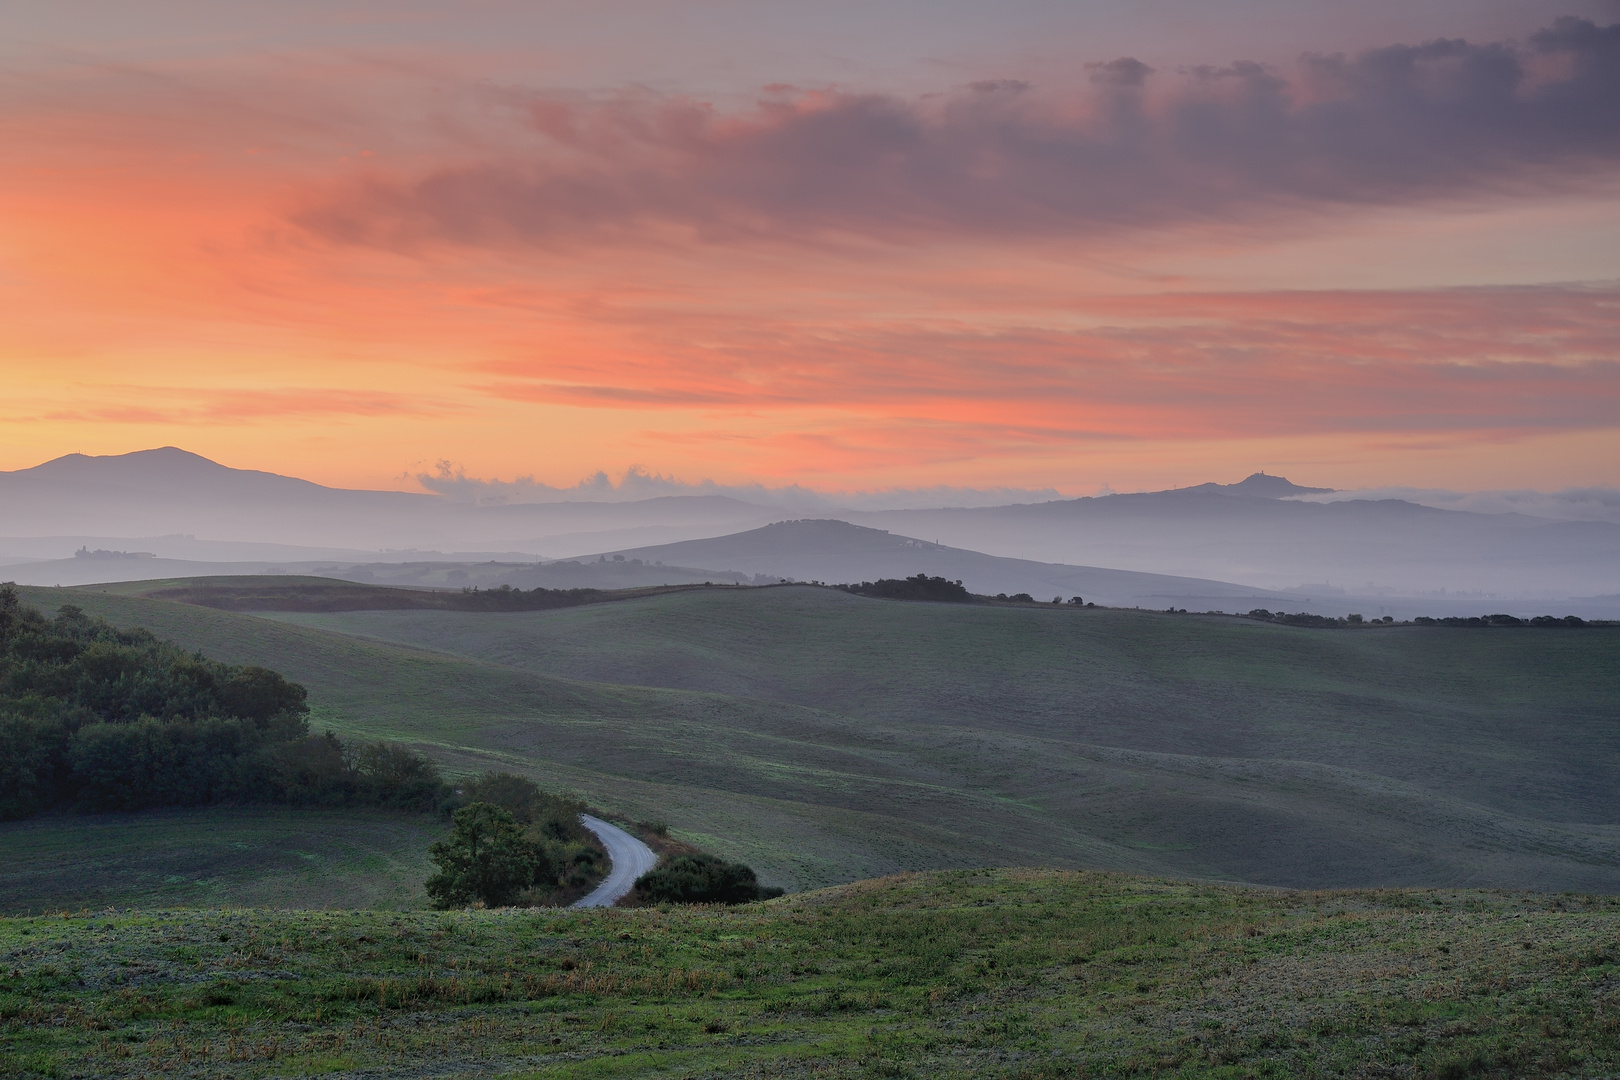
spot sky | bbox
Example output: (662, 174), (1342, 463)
(2, 0), (1617, 496)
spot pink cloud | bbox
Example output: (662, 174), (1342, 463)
(475, 285), (1620, 441)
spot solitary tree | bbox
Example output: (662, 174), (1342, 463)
(425, 802), (547, 908)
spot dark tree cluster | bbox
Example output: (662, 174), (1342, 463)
(1245, 609), (1357, 628)
(836, 574), (973, 603)
(629, 853), (785, 906)
(1243, 607), (1603, 629)
(0, 585), (451, 819)
(1413, 614), (1591, 627)
(452, 584), (605, 609)
(425, 773), (603, 908)
(149, 580), (617, 614)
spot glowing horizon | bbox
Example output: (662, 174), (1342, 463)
(2, 3), (1617, 495)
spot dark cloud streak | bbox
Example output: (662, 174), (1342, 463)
(296, 18), (1620, 249)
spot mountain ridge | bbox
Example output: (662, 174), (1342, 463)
(5, 449), (1616, 603)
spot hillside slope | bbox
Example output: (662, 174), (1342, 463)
(26, 583), (1620, 895)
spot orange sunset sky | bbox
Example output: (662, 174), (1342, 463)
(2, 1), (1618, 496)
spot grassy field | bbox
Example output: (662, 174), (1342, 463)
(0, 809), (444, 914)
(271, 585), (1620, 813)
(16, 584), (1620, 899)
(4, 869), (1620, 1079)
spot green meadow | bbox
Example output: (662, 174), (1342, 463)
(0, 808), (442, 915)
(4, 869), (1620, 1079)
(13, 582), (1619, 897)
(4, 581), (1620, 1078)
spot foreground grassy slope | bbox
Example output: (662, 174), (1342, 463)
(5, 870), (1620, 1079)
(0, 809), (443, 914)
(20, 585), (1620, 895)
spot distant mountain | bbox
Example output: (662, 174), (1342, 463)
(1177, 472), (1335, 498)
(4, 450), (1616, 607)
(600, 519), (1299, 610)
(846, 476), (1620, 599)
(0, 448), (779, 554)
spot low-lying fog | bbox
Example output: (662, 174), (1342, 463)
(2, 449), (1616, 618)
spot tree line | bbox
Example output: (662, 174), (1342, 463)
(836, 575), (973, 603)
(0, 585), (453, 819)
(1244, 608), (1605, 628)
(147, 580), (636, 614)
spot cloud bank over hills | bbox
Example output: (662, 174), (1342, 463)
(415, 461), (1063, 511)
(1296, 485), (1620, 524)
(421, 459), (1620, 525)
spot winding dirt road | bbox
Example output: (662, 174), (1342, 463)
(572, 814), (660, 908)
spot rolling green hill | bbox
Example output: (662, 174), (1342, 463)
(14, 582), (1616, 900)
(5, 870), (1620, 1079)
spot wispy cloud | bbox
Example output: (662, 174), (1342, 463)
(473, 284), (1620, 440)
(29, 387), (454, 425)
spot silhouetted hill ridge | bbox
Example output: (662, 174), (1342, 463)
(0, 449), (780, 551)
(1172, 472), (1336, 498)
(598, 519), (1298, 608)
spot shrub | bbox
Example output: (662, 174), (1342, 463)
(462, 772), (546, 820)
(355, 741), (450, 812)
(631, 853), (784, 905)
(272, 732), (358, 806)
(461, 771), (587, 843)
